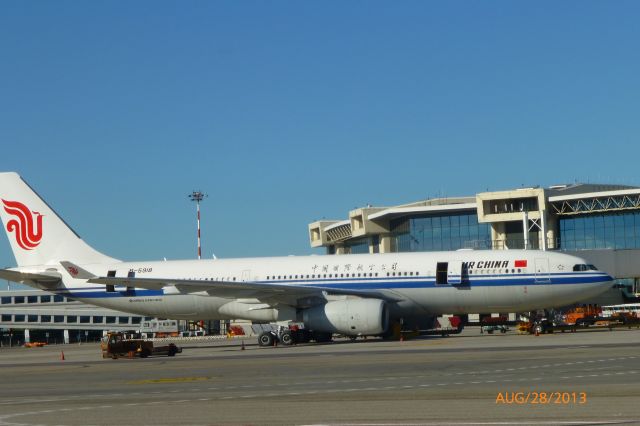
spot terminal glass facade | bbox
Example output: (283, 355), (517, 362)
(559, 211), (640, 250)
(392, 212), (491, 252)
(344, 237), (370, 254)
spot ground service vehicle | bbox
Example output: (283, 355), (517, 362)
(101, 332), (181, 359)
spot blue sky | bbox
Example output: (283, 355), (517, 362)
(1, 2), (640, 270)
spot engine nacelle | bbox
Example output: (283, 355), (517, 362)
(302, 299), (388, 335)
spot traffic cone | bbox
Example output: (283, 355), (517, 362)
(60, 351), (65, 361)
(534, 327), (540, 337)
(241, 340), (245, 350)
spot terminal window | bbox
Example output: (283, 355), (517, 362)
(14, 296), (24, 304)
(53, 295), (64, 303)
(28, 315), (38, 322)
(1, 314), (11, 321)
(41, 315), (51, 323)
(93, 316), (104, 323)
(118, 317), (129, 324)
(54, 316), (64, 323)
(40, 295), (51, 303)
(14, 315), (25, 322)
(80, 316), (91, 324)
(106, 316), (116, 324)
(1, 297), (11, 304)
(560, 211), (640, 250)
(67, 316), (77, 323)
(392, 212), (491, 252)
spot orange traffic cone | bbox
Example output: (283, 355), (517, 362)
(60, 351), (65, 361)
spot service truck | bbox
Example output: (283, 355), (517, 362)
(101, 331), (181, 359)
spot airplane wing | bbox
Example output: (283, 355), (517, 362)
(87, 276), (405, 305)
(0, 268), (62, 289)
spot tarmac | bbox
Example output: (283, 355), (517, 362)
(1, 326), (639, 425)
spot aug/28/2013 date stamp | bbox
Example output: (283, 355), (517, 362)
(496, 391), (587, 405)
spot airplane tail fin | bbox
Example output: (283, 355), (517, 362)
(0, 172), (118, 267)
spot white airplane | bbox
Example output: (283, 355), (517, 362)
(0, 172), (613, 345)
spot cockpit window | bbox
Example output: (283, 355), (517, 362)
(573, 264), (598, 271)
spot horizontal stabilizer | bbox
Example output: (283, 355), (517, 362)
(0, 269), (62, 288)
(60, 261), (97, 279)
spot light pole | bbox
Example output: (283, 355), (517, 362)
(188, 191), (207, 260)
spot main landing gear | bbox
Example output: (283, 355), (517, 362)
(257, 327), (330, 347)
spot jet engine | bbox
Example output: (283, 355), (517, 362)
(302, 298), (388, 335)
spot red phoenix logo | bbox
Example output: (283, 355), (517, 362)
(2, 199), (44, 250)
(67, 266), (79, 277)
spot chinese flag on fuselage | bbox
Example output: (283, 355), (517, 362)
(515, 260), (527, 268)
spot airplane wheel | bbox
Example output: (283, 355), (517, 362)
(258, 331), (275, 347)
(280, 331), (294, 346)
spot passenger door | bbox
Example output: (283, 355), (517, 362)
(436, 261), (463, 285)
(534, 258), (550, 283)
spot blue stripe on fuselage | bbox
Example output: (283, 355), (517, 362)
(56, 272), (610, 299)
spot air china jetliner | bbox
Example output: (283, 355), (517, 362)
(0, 172), (613, 345)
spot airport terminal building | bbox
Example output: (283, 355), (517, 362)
(0, 289), (155, 346)
(309, 183), (640, 305)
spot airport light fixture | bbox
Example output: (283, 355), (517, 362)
(188, 191), (207, 259)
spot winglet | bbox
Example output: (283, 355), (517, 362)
(60, 261), (97, 279)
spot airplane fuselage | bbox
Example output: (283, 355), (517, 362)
(47, 250), (612, 321)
